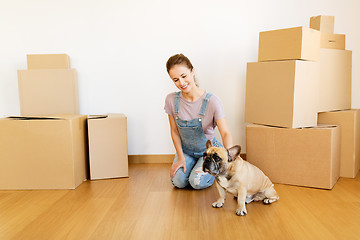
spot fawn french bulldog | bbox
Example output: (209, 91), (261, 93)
(202, 140), (279, 216)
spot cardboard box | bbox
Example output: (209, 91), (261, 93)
(258, 27), (321, 62)
(246, 124), (340, 189)
(0, 115), (88, 190)
(320, 33), (345, 50)
(310, 15), (335, 33)
(318, 110), (360, 178)
(318, 49), (352, 112)
(245, 60), (319, 128)
(18, 69), (79, 116)
(88, 114), (128, 180)
(27, 54), (70, 69)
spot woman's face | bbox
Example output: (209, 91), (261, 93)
(168, 64), (195, 93)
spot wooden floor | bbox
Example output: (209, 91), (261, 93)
(1, 164), (360, 240)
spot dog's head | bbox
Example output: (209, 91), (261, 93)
(202, 140), (241, 176)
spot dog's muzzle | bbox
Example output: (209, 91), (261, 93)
(203, 158), (220, 176)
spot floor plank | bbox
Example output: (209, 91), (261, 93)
(0, 163), (359, 240)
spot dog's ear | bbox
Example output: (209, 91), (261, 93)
(206, 140), (213, 149)
(227, 145), (241, 162)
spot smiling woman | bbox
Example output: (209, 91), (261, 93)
(164, 53), (234, 190)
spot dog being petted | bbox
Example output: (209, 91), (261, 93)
(203, 140), (279, 216)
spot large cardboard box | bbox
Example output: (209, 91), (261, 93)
(258, 27), (321, 62)
(27, 54), (70, 69)
(0, 115), (88, 190)
(320, 33), (345, 50)
(318, 110), (360, 178)
(246, 124), (340, 189)
(310, 15), (335, 33)
(245, 60), (319, 128)
(318, 49), (352, 112)
(88, 114), (128, 180)
(18, 69), (79, 116)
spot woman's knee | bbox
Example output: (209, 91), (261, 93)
(189, 170), (215, 190)
(171, 171), (189, 188)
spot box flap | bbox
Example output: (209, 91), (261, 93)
(247, 123), (337, 130)
(5, 114), (83, 121)
(88, 115), (108, 119)
(88, 114), (126, 120)
(7, 116), (64, 120)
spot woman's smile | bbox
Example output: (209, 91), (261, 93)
(181, 83), (189, 90)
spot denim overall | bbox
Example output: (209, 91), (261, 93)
(171, 91), (223, 189)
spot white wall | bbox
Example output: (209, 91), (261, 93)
(1, 0), (359, 154)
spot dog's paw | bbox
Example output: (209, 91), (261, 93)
(263, 198), (277, 205)
(236, 208), (247, 216)
(212, 201), (224, 208)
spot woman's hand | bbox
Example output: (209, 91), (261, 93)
(170, 158), (187, 178)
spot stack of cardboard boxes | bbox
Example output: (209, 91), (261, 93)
(245, 16), (358, 189)
(0, 54), (128, 190)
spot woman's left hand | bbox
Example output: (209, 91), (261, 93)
(170, 158), (186, 178)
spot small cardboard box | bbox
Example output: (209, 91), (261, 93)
(0, 115), (88, 190)
(245, 60), (319, 128)
(246, 124), (340, 189)
(318, 49), (352, 112)
(258, 26), (321, 62)
(318, 110), (360, 178)
(88, 114), (128, 180)
(18, 69), (79, 116)
(320, 33), (345, 50)
(27, 54), (70, 69)
(310, 15), (335, 33)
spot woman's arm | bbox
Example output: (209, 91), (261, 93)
(216, 118), (233, 149)
(168, 115), (187, 178)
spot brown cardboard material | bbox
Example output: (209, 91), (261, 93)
(318, 49), (352, 112)
(88, 114), (128, 180)
(310, 15), (335, 33)
(258, 26), (321, 62)
(246, 124), (340, 189)
(245, 60), (319, 128)
(320, 33), (345, 50)
(18, 69), (79, 116)
(318, 110), (360, 178)
(27, 54), (70, 69)
(0, 115), (88, 190)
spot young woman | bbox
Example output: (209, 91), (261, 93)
(164, 53), (234, 189)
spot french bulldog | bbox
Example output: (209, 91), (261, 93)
(202, 140), (279, 216)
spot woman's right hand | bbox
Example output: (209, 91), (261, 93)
(170, 158), (187, 178)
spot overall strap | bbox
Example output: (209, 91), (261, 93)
(174, 92), (181, 115)
(199, 92), (212, 116)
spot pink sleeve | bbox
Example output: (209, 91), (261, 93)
(164, 93), (175, 117)
(210, 95), (225, 122)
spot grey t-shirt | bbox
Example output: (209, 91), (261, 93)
(164, 91), (225, 140)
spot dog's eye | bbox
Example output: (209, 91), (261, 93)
(214, 156), (221, 162)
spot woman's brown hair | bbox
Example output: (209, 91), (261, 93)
(166, 53), (194, 73)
